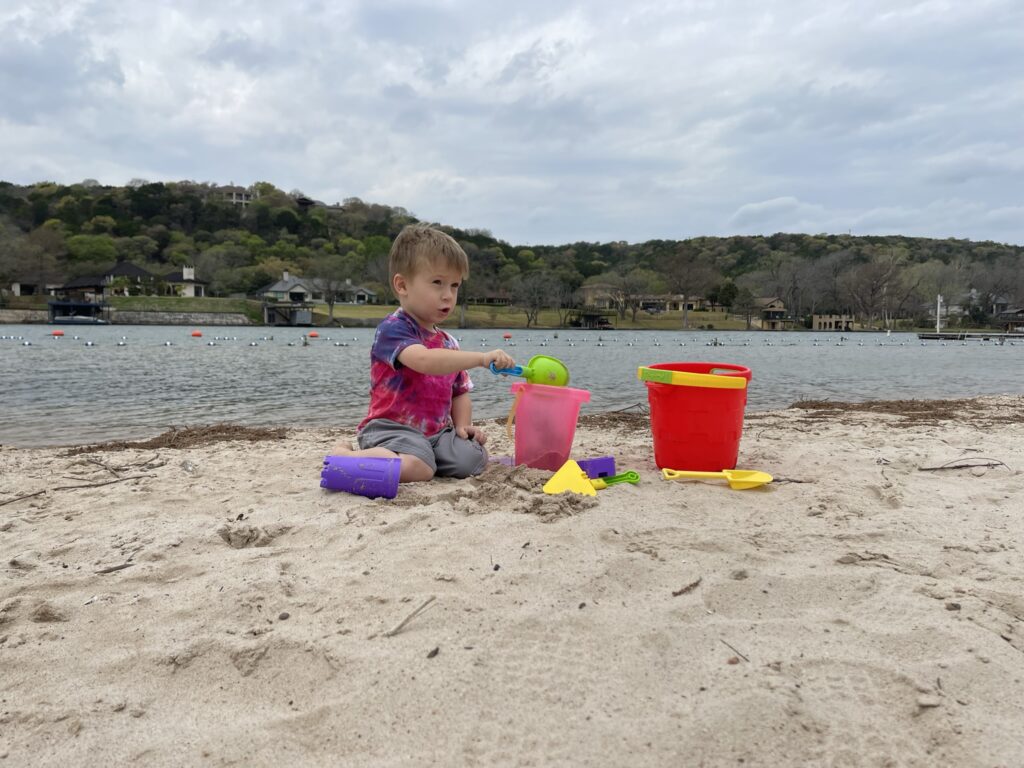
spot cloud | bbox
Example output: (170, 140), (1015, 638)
(0, 0), (1021, 245)
(728, 197), (834, 234)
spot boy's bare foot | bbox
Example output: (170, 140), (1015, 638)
(330, 442), (355, 456)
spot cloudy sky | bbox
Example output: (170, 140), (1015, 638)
(1, 0), (1022, 246)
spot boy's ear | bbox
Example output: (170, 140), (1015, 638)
(392, 273), (408, 296)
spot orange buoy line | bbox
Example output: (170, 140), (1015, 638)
(308, 331), (319, 338)
(52, 330), (64, 336)
(191, 330), (203, 337)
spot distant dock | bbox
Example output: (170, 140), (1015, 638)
(917, 331), (1024, 341)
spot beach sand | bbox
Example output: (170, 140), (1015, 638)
(2, 396), (1023, 766)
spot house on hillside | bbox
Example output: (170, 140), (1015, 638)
(576, 283), (706, 312)
(217, 184), (258, 207)
(5, 277), (62, 297)
(924, 289), (1012, 322)
(812, 313), (855, 331)
(59, 261), (159, 301)
(163, 266), (207, 298)
(260, 272), (377, 305)
(994, 307), (1024, 332)
(754, 297), (792, 330)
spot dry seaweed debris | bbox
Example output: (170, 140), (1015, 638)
(787, 398), (1022, 426)
(578, 411), (649, 433)
(63, 424), (287, 455)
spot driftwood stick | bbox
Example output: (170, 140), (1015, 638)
(720, 638), (750, 662)
(672, 577), (702, 597)
(95, 562), (135, 575)
(0, 490), (46, 507)
(919, 458), (1009, 472)
(53, 474), (155, 492)
(86, 457), (122, 477)
(383, 596), (437, 638)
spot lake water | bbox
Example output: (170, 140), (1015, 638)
(1, 323), (1020, 447)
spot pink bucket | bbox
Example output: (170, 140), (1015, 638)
(510, 382), (590, 471)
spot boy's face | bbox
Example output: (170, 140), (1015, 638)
(393, 262), (462, 329)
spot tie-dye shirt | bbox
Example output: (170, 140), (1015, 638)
(358, 309), (473, 437)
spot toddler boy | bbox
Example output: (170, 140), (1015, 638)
(332, 224), (515, 482)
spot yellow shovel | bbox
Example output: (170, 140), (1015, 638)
(661, 468), (773, 490)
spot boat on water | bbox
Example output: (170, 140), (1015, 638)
(47, 300), (111, 325)
(50, 314), (110, 325)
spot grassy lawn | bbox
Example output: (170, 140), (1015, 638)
(2, 295), (49, 310)
(5, 293), (1004, 333)
(312, 302), (749, 330)
(107, 296), (264, 323)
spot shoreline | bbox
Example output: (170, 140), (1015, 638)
(1, 308), (1011, 334)
(2, 395), (1023, 765)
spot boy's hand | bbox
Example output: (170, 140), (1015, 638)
(481, 349), (515, 371)
(456, 424), (487, 445)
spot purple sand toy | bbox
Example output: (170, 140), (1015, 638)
(577, 456), (616, 479)
(321, 455), (400, 499)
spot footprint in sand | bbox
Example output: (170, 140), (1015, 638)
(216, 523), (290, 549)
(701, 571), (881, 620)
(781, 659), (954, 765)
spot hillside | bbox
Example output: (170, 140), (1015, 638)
(1, 179), (1021, 328)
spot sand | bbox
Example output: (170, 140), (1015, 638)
(1, 396), (1023, 766)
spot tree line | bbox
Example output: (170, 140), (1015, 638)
(1, 179), (1022, 328)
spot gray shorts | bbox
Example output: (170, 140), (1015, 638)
(357, 419), (487, 479)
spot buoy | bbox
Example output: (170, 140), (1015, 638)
(164, 341), (173, 346)
(308, 331), (319, 338)
(191, 330), (202, 338)
(52, 330), (64, 337)
(503, 333), (512, 340)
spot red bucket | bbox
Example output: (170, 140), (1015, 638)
(640, 362), (751, 471)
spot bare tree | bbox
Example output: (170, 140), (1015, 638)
(660, 243), (719, 329)
(733, 287), (758, 330)
(550, 277), (576, 327)
(621, 268), (666, 322)
(510, 271), (554, 328)
(839, 249), (904, 328)
(308, 252), (360, 325)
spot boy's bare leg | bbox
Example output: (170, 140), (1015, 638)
(329, 443), (434, 483)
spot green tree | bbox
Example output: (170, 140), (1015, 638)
(308, 252), (361, 324)
(733, 287), (758, 330)
(66, 234), (117, 262)
(715, 279), (739, 309)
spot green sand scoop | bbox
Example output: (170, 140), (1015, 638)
(490, 354), (570, 386)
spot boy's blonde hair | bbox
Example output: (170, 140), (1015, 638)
(389, 224), (469, 281)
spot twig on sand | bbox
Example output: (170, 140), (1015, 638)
(720, 638), (750, 662)
(129, 454), (165, 469)
(919, 458), (1009, 472)
(672, 577), (702, 596)
(95, 562), (135, 575)
(53, 474), (156, 491)
(86, 457), (122, 477)
(0, 490), (46, 507)
(383, 596), (437, 638)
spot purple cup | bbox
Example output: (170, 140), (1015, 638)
(321, 455), (400, 499)
(577, 456), (616, 479)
